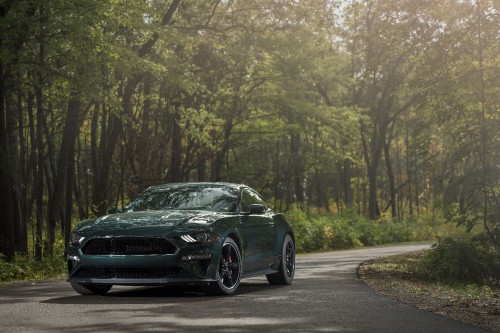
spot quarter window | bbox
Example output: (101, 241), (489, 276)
(240, 189), (267, 212)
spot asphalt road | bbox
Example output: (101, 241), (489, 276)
(0, 244), (492, 333)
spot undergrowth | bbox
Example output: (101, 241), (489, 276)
(421, 234), (500, 287)
(0, 255), (66, 285)
(0, 239), (66, 285)
(285, 208), (451, 253)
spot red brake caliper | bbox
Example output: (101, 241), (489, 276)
(228, 254), (233, 277)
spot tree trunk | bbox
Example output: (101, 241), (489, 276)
(64, 152), (75, 252)
(170, 106), (182, 182)
(405, 113), (414, 217)
(17, 84), (28, 254)
(343, 159), (354, 208)
(136, 75), (153, 185)
(91, 95), (124, 216)
(197, 153), (206, 181)
(213, 116), (233, 181)
(6, 82), (22, 254)
(34, 1), (46, 259)
(0, 47), (15, 261)
(367, 166), (380, 219)
(35, 84), (45, 260)
(285, 131), (303, 208)
(361, 121), (383, 220)
(384, 139), (397, 220)
(47, 93), (80, 256)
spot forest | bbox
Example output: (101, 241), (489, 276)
(0, 0), (498, 263)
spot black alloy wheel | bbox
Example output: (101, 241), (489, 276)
(267, 234), (295, 285)
(204, 237), (241, 295)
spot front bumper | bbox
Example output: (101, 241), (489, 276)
(67, 240), (220, 286)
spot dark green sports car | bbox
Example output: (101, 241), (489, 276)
(67, 182), (295, 296)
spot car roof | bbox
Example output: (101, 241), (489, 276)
(147, 182), (246, 191)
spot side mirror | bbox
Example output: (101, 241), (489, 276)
(248, 204), (266, 214)
(107, 207), (122, 214)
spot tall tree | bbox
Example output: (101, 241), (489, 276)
(91, 0), (182, 215)
(344, 0), (437, 219)
(0, 1), (15, 260)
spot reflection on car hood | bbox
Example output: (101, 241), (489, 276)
(79, 210), (226, 237)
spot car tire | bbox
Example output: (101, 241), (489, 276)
(70, 282), (112, 295)
(267, 234), (295, 285)
(204, 237), (242, 296)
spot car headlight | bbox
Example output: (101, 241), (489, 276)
(180, 232), (219, 244)
(70, 233), (85, 246)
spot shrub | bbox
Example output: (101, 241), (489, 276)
(421, 234), (500, 286)
(0, 259), (26, 281)
(286, 208), (434, 253)
(0, 255), (66, 285)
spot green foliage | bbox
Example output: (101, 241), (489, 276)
(421, 234), (500, 287)
(0, 236), (67, 284)
(286, 208), (437, 253)
(0, 255), (66, 285)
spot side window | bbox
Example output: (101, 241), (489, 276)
(240, 189), (267, 213)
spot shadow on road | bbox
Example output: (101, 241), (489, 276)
(41, 281), (284, 305)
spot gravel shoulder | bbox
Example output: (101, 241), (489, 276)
(358, 251), (500, 332)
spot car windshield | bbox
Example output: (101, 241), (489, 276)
(124, 185), (239, 213)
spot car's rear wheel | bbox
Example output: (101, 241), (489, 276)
(267, 234), (295, 285)
(204, 237), (241, 296)
(70, 282), (112, 296)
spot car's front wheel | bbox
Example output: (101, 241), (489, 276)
(70, 282), (112, 295)
(204, 237), (242, 296)
(267, 234), (295, 285)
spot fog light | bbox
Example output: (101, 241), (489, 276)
(67, 256), (80, 271)
(182, 253), (212, 261)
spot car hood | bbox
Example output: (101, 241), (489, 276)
(74, 210), (226, 237)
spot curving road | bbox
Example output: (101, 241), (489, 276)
(0, 244), (492, 332)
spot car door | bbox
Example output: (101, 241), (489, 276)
(238, 189), (276, 273)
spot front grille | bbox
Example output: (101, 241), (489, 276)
(75, 267), (186, 279)
(82, 237), (177, 255)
